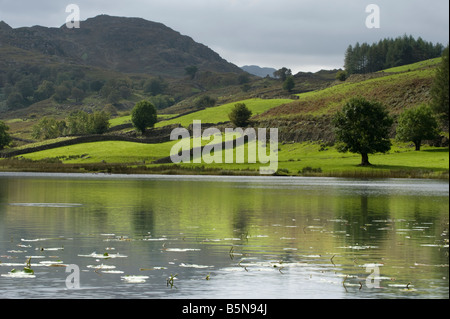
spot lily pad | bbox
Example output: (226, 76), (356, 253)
(78, 252), (128, 259)
(1, 268), (36, 279)
(121, 275), (149, 283)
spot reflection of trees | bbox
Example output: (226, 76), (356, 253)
(335, 192), (390, 244)
(232, 205), (251, 237)
(0, 179), (7, 229)
(130, 207), (155, 235)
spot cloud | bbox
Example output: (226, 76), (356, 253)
(0, 0), (448, 73)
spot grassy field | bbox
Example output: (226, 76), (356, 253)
(6, 138), (448, 179)
(176, 140), (449, 178)
(382, 57), (441, 73)
(154, 98), (293, 128)
(109, 113), (177, 127)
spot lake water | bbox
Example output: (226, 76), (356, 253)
(0, 172), (448, 299)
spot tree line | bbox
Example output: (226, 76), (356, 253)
(0, 65), (176, 111)
(344, 35), (444, 74)
(31, 110), (111, 140)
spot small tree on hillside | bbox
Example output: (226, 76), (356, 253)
(88, 111), (111, 135)
(131, 100), (158, 134)
(283, 76), (295, 92)
(185, 65), (198, 80)
(228, 103), (252, 127)
(31, 117), (67, 140)
(195, 95), (216, 108)
(336, 70), (348, 81)
(0, 121), (12, 150)
(333, 97), (393, 166)
(273, 67), (292, 81)
(396, 104), (440, 151)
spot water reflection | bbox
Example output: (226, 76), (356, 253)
(0, 173), (448, 299)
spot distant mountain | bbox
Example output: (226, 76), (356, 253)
(241, 65), (277, 78)
(0, 15), (243, 77)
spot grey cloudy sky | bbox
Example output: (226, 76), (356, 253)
(1, 0), (449, 73)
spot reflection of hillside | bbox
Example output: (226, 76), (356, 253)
(1, 175), (448, 292)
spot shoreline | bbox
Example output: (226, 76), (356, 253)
(1, 164), (448, 180)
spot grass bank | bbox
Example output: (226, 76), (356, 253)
(2, 139), (447, 179)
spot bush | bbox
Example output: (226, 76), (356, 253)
(131, 100), (158, 134)
(228, 103), (252, 127)
(0, 121), (12, 150)
(336, 70), (348, 81)
(88, 111), (111, 134)
(32, 111), (111, 140)
(300, 167), (322, 175)
(195, 95), (216, 108)
(32, 117), (67, 140)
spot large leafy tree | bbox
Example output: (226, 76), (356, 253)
(431, 45), (449, 126)
(273, 67), (292, 81)
(131, 100), (158, 134)
(0, 121), (12, 150)
(396, 105), (440, 151)
(333, 97), (393, 166)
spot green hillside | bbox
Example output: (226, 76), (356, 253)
(1, 57), (448, 179)
(258, 58), (441, 120)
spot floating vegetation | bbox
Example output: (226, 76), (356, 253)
(1, 269), (36, 279)
(388, 283), (414, 289)
(166, 274), (178, 289)
(229, 246), (235, 260)
(421, 244), (449, 248)
(78, 252), (128, 259)
(21, 238), (49, 242)
(103, 235), (134, 242)
(87, 264), (116, 270)
(121, 275), (149, 283)
(338, 245), (379, 250)
(142, 237), (168, 241)
(179, 263), (213, 269)
(39, 260), (64, 266)
(38, 247), (64, 251)
(238, 259), (248, 272)
(139, 267), (167, 271)
(1, 257), (36, 279)
(164, 248), (201, 252)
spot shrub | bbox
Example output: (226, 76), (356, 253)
(228, 103), (252, 127)
(0, 121), (12, 150)
(131, 100), (158, 134)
